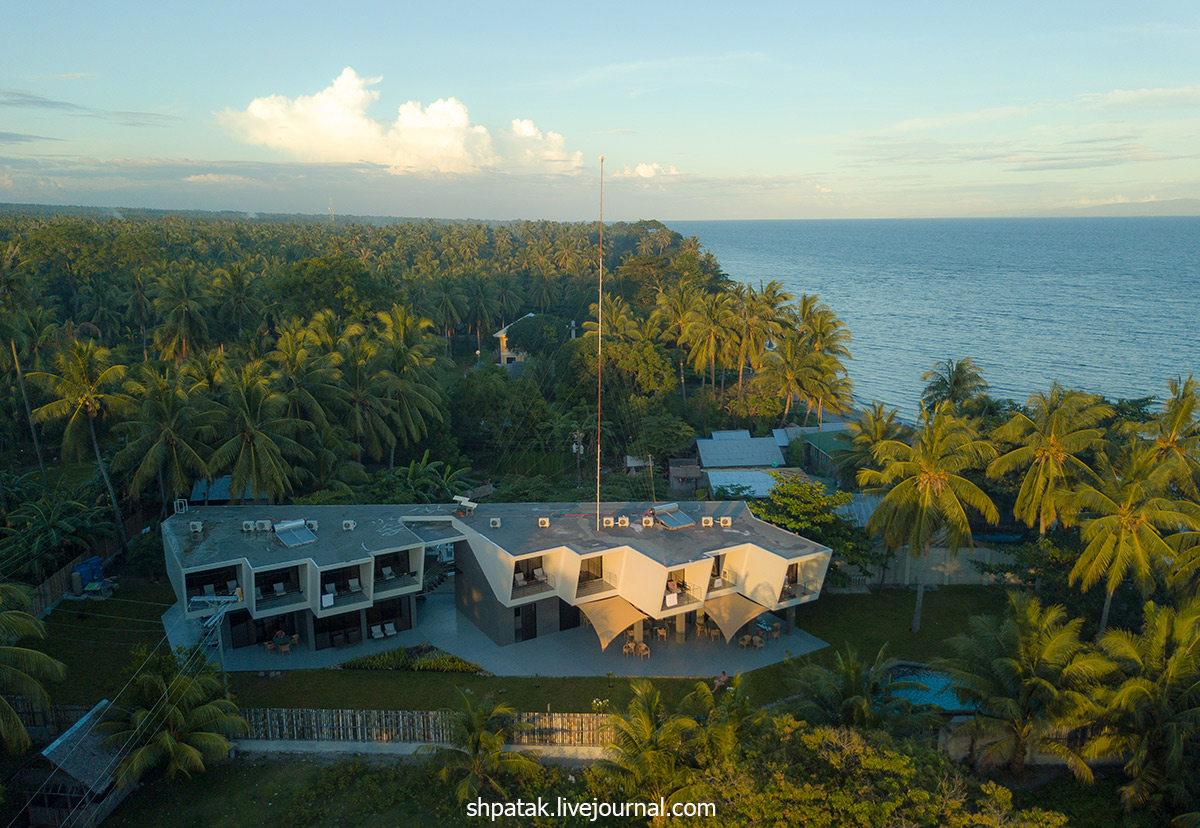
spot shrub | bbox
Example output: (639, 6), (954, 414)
(409, 652), (481, 674)
(341, 647), (409, 671)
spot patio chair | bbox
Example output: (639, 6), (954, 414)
(739, 635), (751, 649)
(664, 592), (678, 608)
(278, 642), (291, 654)
(203, 584), (216, 597)
(274, 582), (287, 597)
(637, 642), (650, 659)
(291, 633), (299, 645)
(753, 636), (764, 650)
(771, 627), (781, 641)
(625, 628), (635, 641)
(226, 580), (238, 594)
(655, 626), (667, 640)
(348, 578), (361, 593)
(383, 622), (397, 637)
(711, 576), (723, 588)
(371, 625), (384, 639)
(533, 567), (545, 582)
(622, 641), (635, 657)
(264, 641), (276, 653)
(708, 626), (721, 641)
(382, 566), (395, 580)
(513, 572), (526, 587)
(325, 583), (337, 595)
(254, 586), (263, 602)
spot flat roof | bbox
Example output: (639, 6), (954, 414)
(166, 501), (829, 573)
(165, 505), (432, 571)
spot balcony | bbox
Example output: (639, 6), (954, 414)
(255, 587), (308, 614)
(575, 577), (616, 599)
(662, 583), (700, 612)
(374, 570), (420, 594)
(709, 571), (737, 592)
(512, 572), (555, 601)
(319, 580), (370, 610)
(779, 580), (819, 603)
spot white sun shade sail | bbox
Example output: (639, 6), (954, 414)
(577, 596), (648, 649)
(703, 593), (769, 642)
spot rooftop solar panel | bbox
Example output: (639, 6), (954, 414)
(658, 511), (696, 530)
(276, 526), (318, 548)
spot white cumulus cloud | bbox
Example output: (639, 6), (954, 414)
(614, 162), (681, 178)
(219, 67), (580, 176)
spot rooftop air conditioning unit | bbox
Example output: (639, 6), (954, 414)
(173, 499), (189, 515)
(342, 519), (356, 532)
(701, 516), (714, 528)
(617, 516), (629, 528)
(602, 517), (615, 528)
(641, 516), (654, 528)
(188, 520), (203, 534)
(490, 518), (502, 529)
(537, 517), (550, 528)
(242, 520), (255, 533)
(305, 520), (319, 532)
(719, 517), (733, 528)
(255, 520), (272, 532)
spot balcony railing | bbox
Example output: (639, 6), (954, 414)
(662, 583), (701, 612)
(319, 585), (370, 610)
(254, 588), (307, 613)
(374, 571), (420, 593)
(779, 580), (819, 603)
(709, 571), (737, 591)
(512, 573), (555, 601)
(575, 577), (616, 599)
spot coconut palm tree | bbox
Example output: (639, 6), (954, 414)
(97, 665), (248, 786)
(921, 357), (988, 411)
(208, 361), (313, 503)
(859, 402), (999, 632)
(30, 339), (133, 551)
(294, 425), (367, 498)
(114, 365), (213, 513)
(1092, 599), (1200, 810)
(677, 675), (759, 768)
(833, 402), (908, 483)
(211, 262), (263, 337)
(339, 338), (401, 462)
(0, 496), (106, 581)
(933, 592), (1112, 778)
(681, 291), (737, 390)
(1138, 374), (1200, 498)
(755, 333), (837, 425)
(988, 383), (1114, 534)
(731, 281), (790, 389)
(0, 583), (67, 753)
(419, 690), (540, 803)
(1068, 441), (1200, 634)
(583, 295), (637, 341)
(598, 678), (698, 807)
(152, 266), (211, 363)
(0, 244), (48, 485)
(267, 323), (343, 428)
(461, 274), (500, 350)
(790, 644), (937, 735)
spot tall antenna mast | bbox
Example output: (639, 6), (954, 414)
(596, 155), (605, 530)
(329, 197), (335, 222)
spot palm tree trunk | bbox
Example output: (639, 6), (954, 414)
(89, 415), (128, 553)
(1098, 590), (1113, 637)
(679, 360), (686, 405)
(910, 578), (925, 633)
(11, 338), (49, 487)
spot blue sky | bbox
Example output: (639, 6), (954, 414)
(2, 1), (1198, 219)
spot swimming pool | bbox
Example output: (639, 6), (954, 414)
(890, 665), (977, 713)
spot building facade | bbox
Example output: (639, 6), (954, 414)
(162, 500), (831, 653)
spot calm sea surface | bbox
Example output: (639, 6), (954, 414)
(668, 218), (1200, 417)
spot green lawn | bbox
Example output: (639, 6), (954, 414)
(30, 581), (178, 705)
(230, 586), (1008, 713)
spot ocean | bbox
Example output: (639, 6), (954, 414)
(668, 217), (1200, 417)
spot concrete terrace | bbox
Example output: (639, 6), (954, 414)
(164, 591), (827, 678)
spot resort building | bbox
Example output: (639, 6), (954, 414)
(161, 500), (831, 656)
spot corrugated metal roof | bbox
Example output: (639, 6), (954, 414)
(710, 429), (752, 440)
(697, 437), (786, 469)
(705, 470), (778, 497)
(42, 701), (114, 794)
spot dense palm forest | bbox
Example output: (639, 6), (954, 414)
(0, 212), (853, 581)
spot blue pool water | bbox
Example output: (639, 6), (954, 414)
(891, 666), (976, 712)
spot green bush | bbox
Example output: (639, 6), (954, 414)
(409, 652), (481, 674)
(341, 647), (409, 671)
